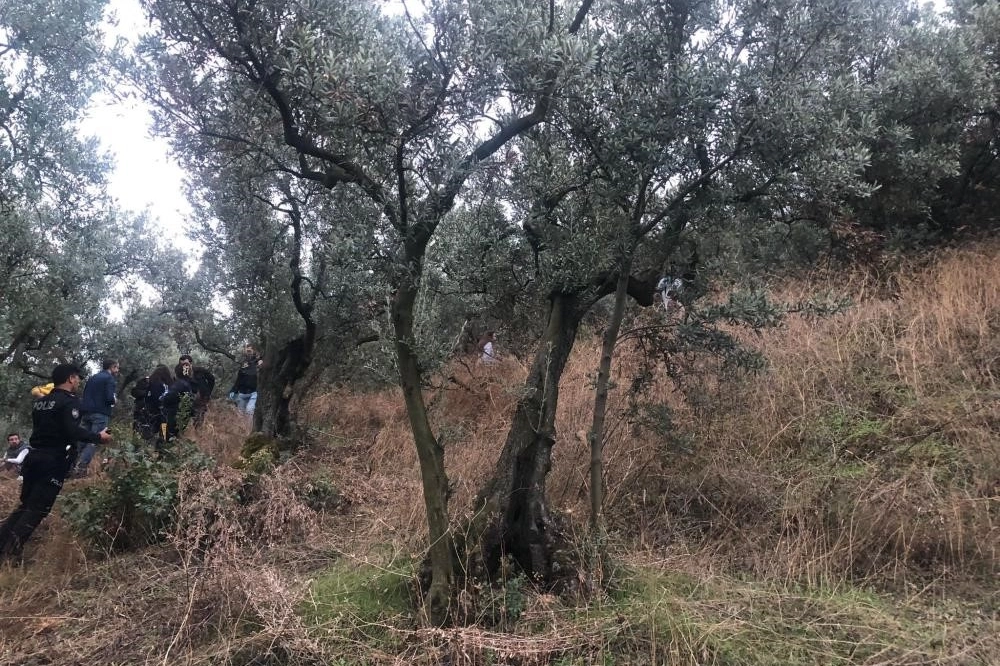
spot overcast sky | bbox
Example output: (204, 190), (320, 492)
(78, 0), (194, 253)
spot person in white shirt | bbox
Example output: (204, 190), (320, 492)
(656, 276), (684, 315)
(478, 331), (499, 365)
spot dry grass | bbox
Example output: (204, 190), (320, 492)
(689, 244), (1000, 585)
(1, 243), (997, 664)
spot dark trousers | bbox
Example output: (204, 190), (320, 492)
(0, 449), (71, 560)
(163, 406), (180, 440)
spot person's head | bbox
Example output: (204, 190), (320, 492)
(176, 355), (193, 380)
(6, 433), (19, 447)
(150, 365), (172, 386)
(243, 343), (256, 359)
(52, 363), (82, 391)
(476, 331), (496, 351)
(102, 358), (120, 375)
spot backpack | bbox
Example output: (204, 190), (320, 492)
(192, 367), (216, 399)
(130, 376), (150, 400)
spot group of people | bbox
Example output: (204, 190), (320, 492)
(0, 344), (264, 564)
(130, 345), (262, 445)
(131, 354), (215, 446)
(0, 363), (113, 564)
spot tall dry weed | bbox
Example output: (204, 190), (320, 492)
(299, 245), (998, 589)
(618, 243), (1000, 585)
(155, 460), (331, 663)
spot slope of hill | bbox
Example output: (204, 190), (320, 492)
(1, 244), (996, 665)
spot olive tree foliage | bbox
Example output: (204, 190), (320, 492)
(416, 186), (544, 356)
(829, 1), (997, 248)
(91, 299), (181, 393)
(460, 0), (900, 582)
(932, 0), (1000, 237)
(0, 0), (157, 419)
(179, 154), (385, 437)
(134, 0), (596, 622)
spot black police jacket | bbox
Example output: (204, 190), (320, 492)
(29, 388), (101, 454)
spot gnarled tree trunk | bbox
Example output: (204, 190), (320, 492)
(468, 291), (587, 581)
(461, 273), (659, 584)
(254, 330), (314, 438)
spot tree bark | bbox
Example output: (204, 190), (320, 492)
(589, 264), (631, 534)
(469, 291), (586, 581)
(392, 281), (455, 625)
(253, 330), (313, 438)
(252, 194), (316, 439)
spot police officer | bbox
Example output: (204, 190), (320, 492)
(0, 363), (112, 563)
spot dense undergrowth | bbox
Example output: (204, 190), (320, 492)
(0, 244), (997, 664)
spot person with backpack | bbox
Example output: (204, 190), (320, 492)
(0, 364), (112, 564)
(162, 359), (196, 441)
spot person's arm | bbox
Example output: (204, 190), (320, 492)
(231, 366), (245, 394)
(60, 402), (104, 444)
(106, 375), (117, 408)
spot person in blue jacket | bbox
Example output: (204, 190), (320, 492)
(73, 358), (119, 477)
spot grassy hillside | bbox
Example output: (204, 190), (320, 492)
(1, 244), (996, 664)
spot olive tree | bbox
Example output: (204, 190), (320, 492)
(0, 0), (156, 414)
(466, 0), (927, 582)
(179, 154), (384, 437)
(136, 0), (596, 621)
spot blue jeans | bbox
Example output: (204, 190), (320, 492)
(236, 392), (257, 415)
(75, 413), (109, 473)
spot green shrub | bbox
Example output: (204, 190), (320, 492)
(61, 439), (214, 553)
(296, 475), (344, 512)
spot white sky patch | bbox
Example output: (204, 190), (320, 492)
(78, 0), (198, 259)
(80, 95), (195, 251)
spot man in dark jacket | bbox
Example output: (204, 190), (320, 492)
(0, 364), (112, 563)
(74, 358), (119, 477)
(3, 433), (29, 475)
(229, 344), (262, 415)
(162, 359), (196, 441)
